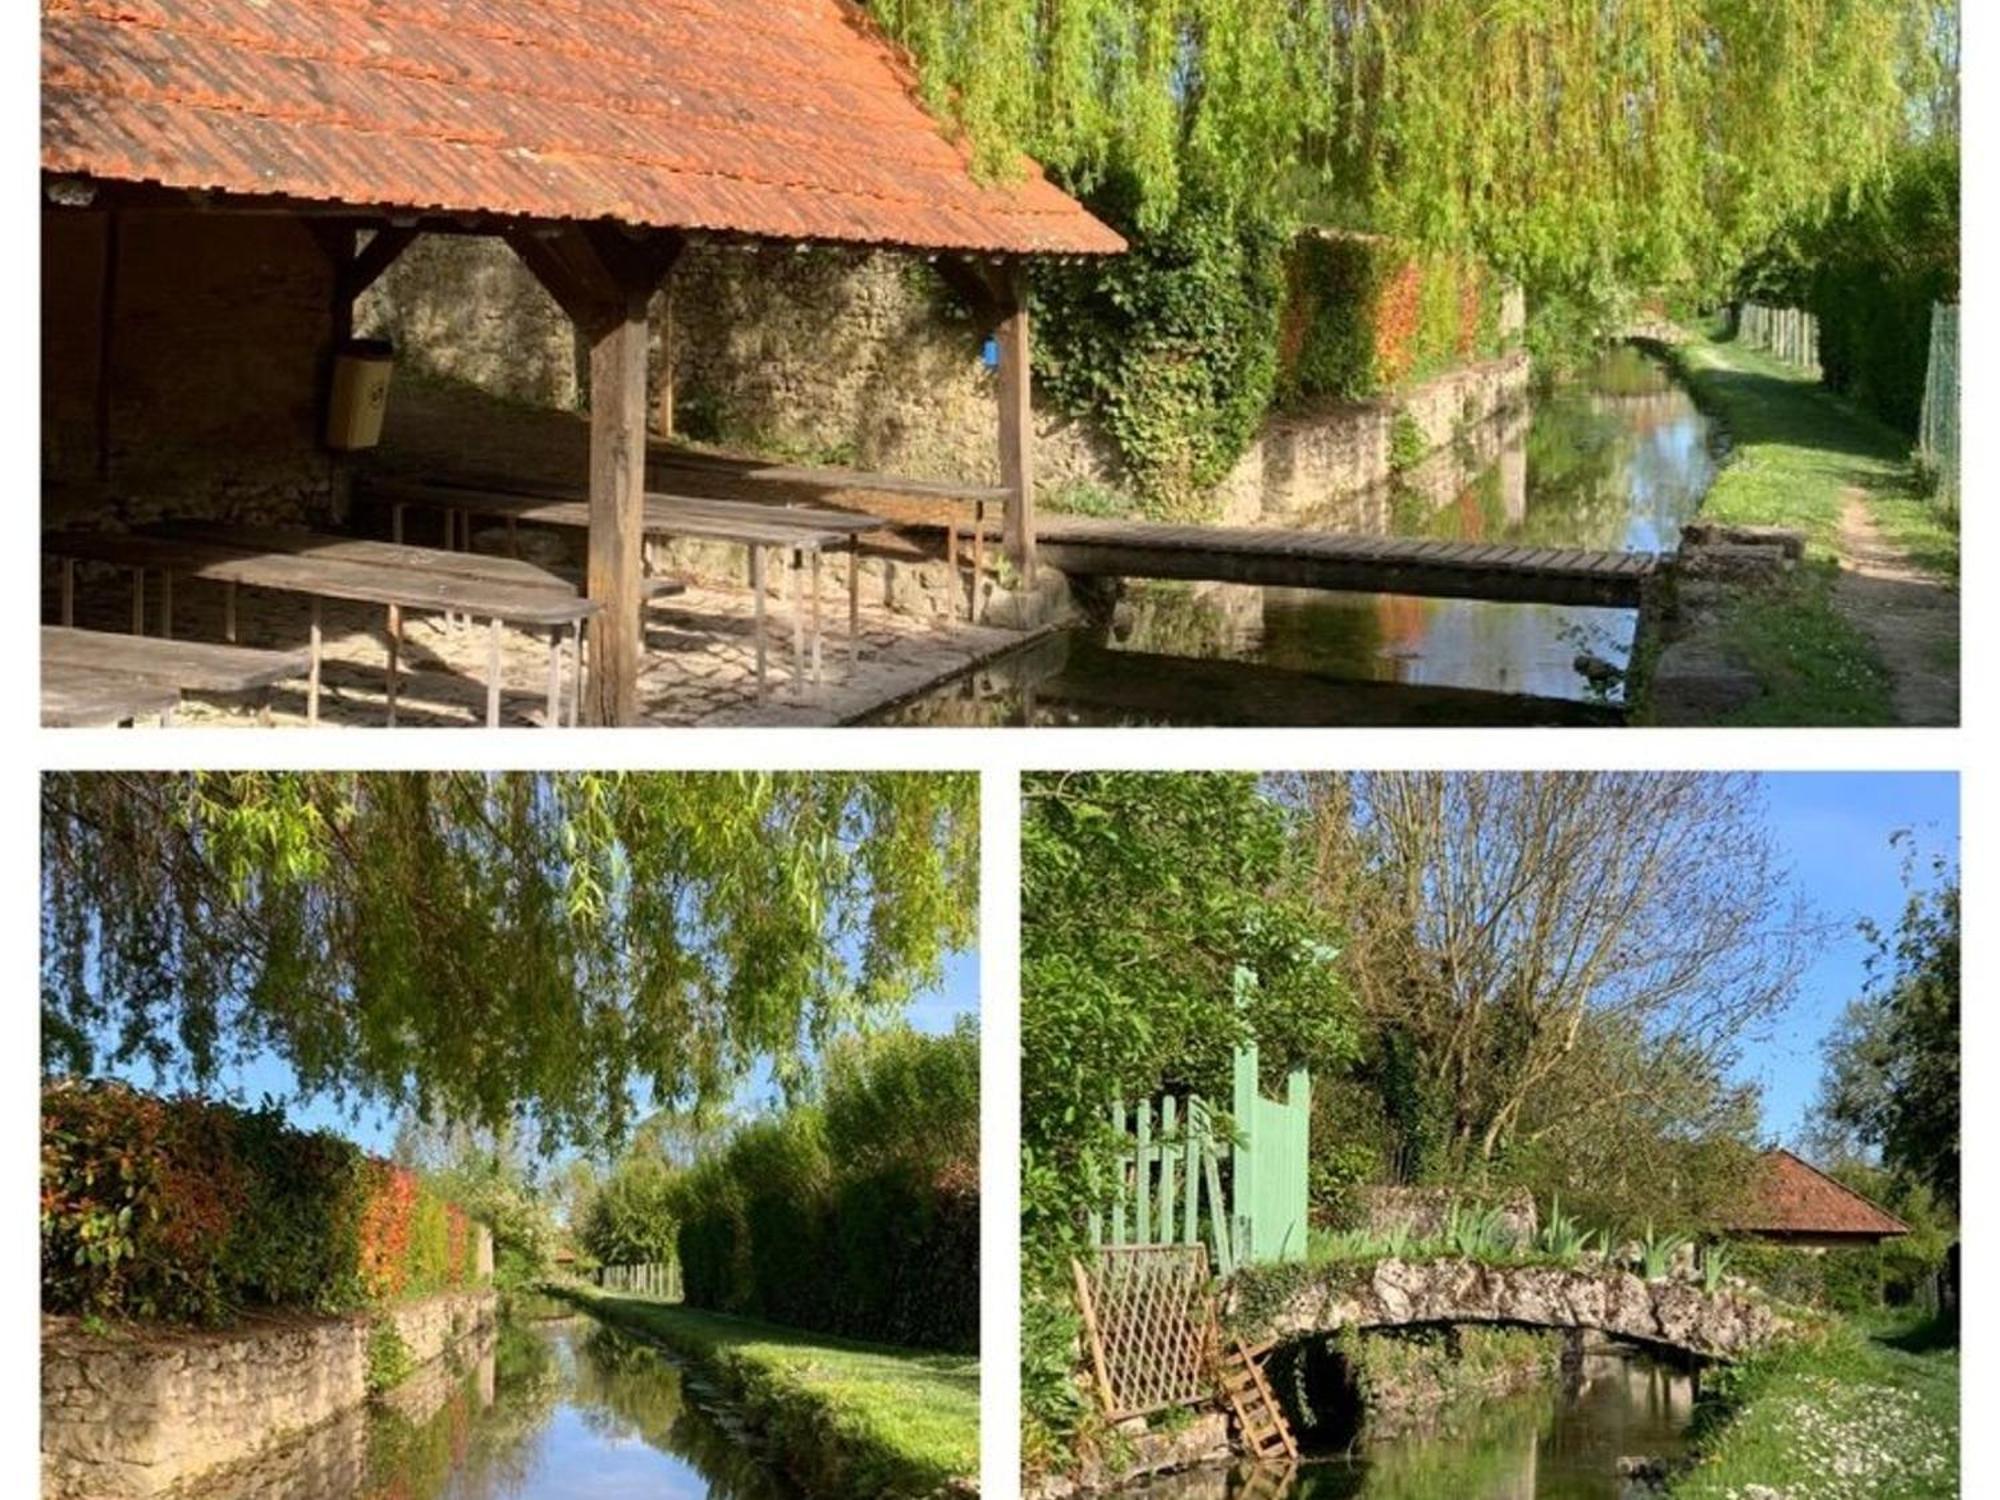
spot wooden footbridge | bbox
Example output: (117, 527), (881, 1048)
(1037, 518), (1661, 608)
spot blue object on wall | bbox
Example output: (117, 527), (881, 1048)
(981, 336), (1000, 370)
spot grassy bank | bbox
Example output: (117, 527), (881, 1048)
(1669, 1315), (1958, 1500)
(561, 1286), (978, 1498)
(1645, 332), (1957, 725)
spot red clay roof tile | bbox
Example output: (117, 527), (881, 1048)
(1727, 1150), (1911, 1238)
(42, 0), (1125, 256)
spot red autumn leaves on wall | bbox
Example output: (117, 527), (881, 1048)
(42, 1080), (483, 1325)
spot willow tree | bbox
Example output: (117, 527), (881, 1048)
(872, 0), (1939, 295)
(41, 772), (978, 1150)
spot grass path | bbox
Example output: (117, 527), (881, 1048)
(1668, 1317), (1958, 1500)
(1649, 333), (1958, 725)
(564, 1287), (978, 1498)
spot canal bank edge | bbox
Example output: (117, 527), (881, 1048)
(40, 1288), (498, 1500)
(555, 1285), (980, 1500)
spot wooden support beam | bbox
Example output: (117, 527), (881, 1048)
(341, 225), (419, 303)
(993, 262), (1037, 585)
(506, 224), (684, 724)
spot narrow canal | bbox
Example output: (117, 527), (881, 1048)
(878, 345), (1717, 726)
(189, 1308), (797, 1500)
(1123, 1348), (1694, 1500)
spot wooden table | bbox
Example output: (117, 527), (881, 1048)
(45, 528), (614, 727)
(42, 625), (311, 726)
(369, 476), (883, 697)
(650, 453), (1003, 620)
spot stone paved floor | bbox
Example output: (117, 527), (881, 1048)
(49, 566), (1023, 728)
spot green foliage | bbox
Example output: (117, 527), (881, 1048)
(1387, 411), (1427, 475)
(1032, 182), (1286, 516)
(1443, 1204), (1516, 1261)
(1809, 852), (1959, 1211)
(365, 1317), (415, 1395)
(1638, 1222), (1691, 1282)
(1536, 1197), (1600, 1262)
(579, 1153), (681, 1269)
(670, 1024), (979, 1351)
(1741, 140), (1959, 436)
(1020, 774), (1354, 1279)
(40, 1081), (479, 1325)
(1700, 1241), (1734, 1295)
(41, 772), (978, 1152)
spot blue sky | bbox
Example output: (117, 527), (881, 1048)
(1741, 771), (1958, 1145)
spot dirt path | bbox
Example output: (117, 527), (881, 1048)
(1833, 492), (1959, 725)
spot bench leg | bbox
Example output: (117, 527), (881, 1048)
(308, 597), (322, 727)
(569, 620), (584, 728)
(131, 568), (144, 636)
(848, 543), (861, 671)
(811, 549), (823, 686)
(486, 616), (503, 728)
(790, 549), (805, 694)
(751, 545), (768, 698)
(972, 501), (986, 621)
(224, 580), (238, 643)
(385, 604), (402, 727)
(61, 558), (74, 627)
(159, 572), (173, 640)
(545, 626), (562, 727)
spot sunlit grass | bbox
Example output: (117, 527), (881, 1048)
(1670, 1314), (1958, 1500)
(569, 1290), (978, 1497)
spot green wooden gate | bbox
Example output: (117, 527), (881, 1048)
(1090, 1037), (1310, 1274)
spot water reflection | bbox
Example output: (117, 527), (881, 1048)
(1119, 1351), (1694, 1500)
(188, 1316), (796, 1500)
(878, 345), (1715, 726)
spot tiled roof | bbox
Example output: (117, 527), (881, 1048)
(1727, 1150), (1911, 1238)
(41, 0), (1124, 256)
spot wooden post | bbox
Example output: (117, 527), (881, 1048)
(994, 261), (1036, 586)
(506, 223), (683, 726)
(585, 297), (650, 725)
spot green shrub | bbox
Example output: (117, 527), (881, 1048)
(41, 1080), (482, 1325)
(365, 1317), (414, 1394)
(669, 1025), (978, 1350)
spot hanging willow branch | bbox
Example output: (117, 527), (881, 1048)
(41, 772), (979, 1151)
(870, 0), (1947, 294)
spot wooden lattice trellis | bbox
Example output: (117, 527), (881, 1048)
(1072, 1244), (1218, 1419)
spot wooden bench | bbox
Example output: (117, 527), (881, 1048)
(42, 625), (311, 726)
(41, 662), (182, 727)
(368, 475), (883, 696)
(45, 528), (610, 727)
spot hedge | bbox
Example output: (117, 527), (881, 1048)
(670, 1025), (979, 1351)
(1275, 231), (1507, 406)
(41, 1080), (483, 1324)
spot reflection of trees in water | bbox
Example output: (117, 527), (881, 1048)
(360, 1322), (558, 1500)
(566, 1322), (796, 1500)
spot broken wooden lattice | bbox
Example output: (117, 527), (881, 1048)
(1072, 1244), (1218, 1419)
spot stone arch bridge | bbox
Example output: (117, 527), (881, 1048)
(1224, 1256), (1788, 1363)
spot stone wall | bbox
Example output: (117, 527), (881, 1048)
(358, 237), (1527, 527)
(1358, 1186), (1540, 1248)
(42, 209), (341, 529)
(41, 1289), (498, 1500)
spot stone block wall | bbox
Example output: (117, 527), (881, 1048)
(41, 1289), (497, 1500)
(359, 237), (1525, 530)
(41, 209), (340, 529)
